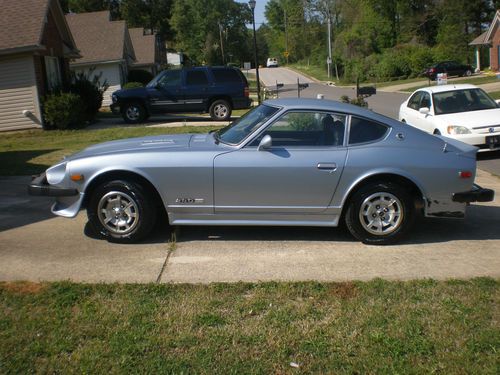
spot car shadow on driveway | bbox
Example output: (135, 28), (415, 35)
(172, 204), (500, 245)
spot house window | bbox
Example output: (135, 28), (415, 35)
(44, 56), (61, 91)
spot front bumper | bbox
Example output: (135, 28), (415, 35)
(450, 132), (500, 152)
(452, 184), (495, 203)
(28, 173), (78, 197)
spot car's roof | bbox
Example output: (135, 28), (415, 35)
(415, 84), (478, 94)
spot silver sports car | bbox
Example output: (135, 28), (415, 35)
(29, 99), (494, 245)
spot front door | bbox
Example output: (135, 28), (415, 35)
(214, 111), (348, 214)
(149, 69), (183, 112)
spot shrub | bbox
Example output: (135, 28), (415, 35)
(123, 81), (144, 89)
(128, 69), (154, 85)
(70, 69), (108, 121)
(340, 95), (368, 108)
(43, 93), (85, 130)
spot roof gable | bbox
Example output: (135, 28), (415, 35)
(66, 11), (136, 65)
(0, 0), (78, 55)
(129, 28), (156, 66)
(485, 10), (500, 42)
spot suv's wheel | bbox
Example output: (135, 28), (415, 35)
(122, 102), (146, 124)
(345, 182), (415, 245)
(209, 99), (232, 121)
(87, 180), (157, 243)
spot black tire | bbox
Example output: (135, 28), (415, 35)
(122, 102), (146, 124)
(87, 180), (157, 243)
(209, 99), (232, 121)
(464, 69), (472, 77)
(345, 182), (415, 245)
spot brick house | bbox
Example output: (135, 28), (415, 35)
(66, 11), (136, 106)
(0, 0), (79, 131)
(470, 10), (500, 72)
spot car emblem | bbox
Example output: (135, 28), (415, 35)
(489, 127), (495, 133)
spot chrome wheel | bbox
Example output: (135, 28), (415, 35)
(125, 105), (140, 121)
(359, 192), (403, 235)
(97, 191), (140, 235)
(213, 104), (228, 119)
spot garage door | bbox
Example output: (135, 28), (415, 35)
(0, 55), (42, 131)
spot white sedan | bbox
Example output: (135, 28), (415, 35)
(399, 84), (500, 152)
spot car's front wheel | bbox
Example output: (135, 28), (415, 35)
(87, 180), (157, 243)
(345, 182), (415, 245)
(209, 99), (232, 121)
(122, 102), (146, 124)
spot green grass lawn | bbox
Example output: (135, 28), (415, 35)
(0, 125), (222, 176)
(401, 75), (500, 93)
(0, 278), (498, 374)
(488, 90), (500, 100)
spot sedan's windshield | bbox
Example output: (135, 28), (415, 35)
(433, 88), (498, 115)
(216, 104), (280, 145)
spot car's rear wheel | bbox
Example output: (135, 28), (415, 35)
(87, 180), (157, 243)
(122, 102), (146, 124)
(464, 69), (472, 77)
(209, 99), (232, 121)
(345, 182), (415, 245)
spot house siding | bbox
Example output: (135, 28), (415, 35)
(0, 55), (42, 131)
(72, 62), (123, 106)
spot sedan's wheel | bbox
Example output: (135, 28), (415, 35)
(209, 99), (232, 121)
(87, 180), (157, 243)
(345, 182), (415, 245)
(123, 102), (146, 124)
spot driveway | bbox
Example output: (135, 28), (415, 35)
(0, 171), (499, 283)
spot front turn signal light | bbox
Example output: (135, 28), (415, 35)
(70, 174), (84, 182)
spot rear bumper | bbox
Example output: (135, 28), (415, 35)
(28, 173), (78, 197)
(233, 97), (253, 110)
(452, 184), (495, 203)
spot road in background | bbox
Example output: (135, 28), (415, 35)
(256, 67), (499, 175)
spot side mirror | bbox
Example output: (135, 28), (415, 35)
(495, 99), (500, 106)
(258, 135), (272, 151)
(419, 107), (430, 115)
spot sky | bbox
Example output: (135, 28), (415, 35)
(236, 0), (269, 27)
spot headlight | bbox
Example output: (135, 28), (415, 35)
(46, 162), (67, 185)
(447, 125), (471, 135)
(111, 94), (117, 103)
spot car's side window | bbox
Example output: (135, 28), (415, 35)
(420, 92), (431, 109)
(408, 92), (423, 110)
(249, 111), (346, 147)
(348, 117), (389, 145)
(158, 70), (182, 88)
(186, 70), (209, 86)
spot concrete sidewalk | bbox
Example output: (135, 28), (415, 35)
(0, 171), (499, 284)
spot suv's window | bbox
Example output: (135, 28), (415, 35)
(155, 70), (181, 88)
(249, 111), (346, 147)
(348, 117), (388, 145)
(186, 70), (209, 85)
(408, 91), (423, 110)
(212, 69), (242, 83)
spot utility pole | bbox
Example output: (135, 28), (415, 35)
(218, 22), (225, 65)
(327, 10), (332, 79)
(284, 9), (289, 64)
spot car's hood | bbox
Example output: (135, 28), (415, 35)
(435, 108), (500, 127)
(67, 133), (217, 160)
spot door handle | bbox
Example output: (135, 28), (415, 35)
(317, 163), (337, 170)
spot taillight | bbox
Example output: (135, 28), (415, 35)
(244, 86), (249, 97)
(429, 68), (435, 73)
(459, 171), (472, 179)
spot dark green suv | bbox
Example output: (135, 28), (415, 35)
(110, 66), (252, 123)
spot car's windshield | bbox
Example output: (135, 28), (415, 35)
(433, 88), (498, 115)
(216, 104), (280, 145)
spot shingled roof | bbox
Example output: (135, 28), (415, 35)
(129, 28), (157, 67)
(0, 0), (78, 56)
(65, 10), (135, 65)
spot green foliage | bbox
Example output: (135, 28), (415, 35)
(127, 70), (154, 85)
(287, 113), (317, 131)
(123, 82), (144, 89)
(43, 93), (85, 130)
(69, 69), (109, 122)
(340, 95), (369, 108)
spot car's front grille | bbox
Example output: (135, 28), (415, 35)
(472, 124), (500, 134)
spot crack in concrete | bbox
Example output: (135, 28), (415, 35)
(155, 229), (177, 283)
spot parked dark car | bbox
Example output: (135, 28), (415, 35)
(422, 61), (473, 80)
(111, 66), (252, 123)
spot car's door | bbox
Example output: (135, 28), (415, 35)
(181, 69), (210, 112)
(412, 91), (435, 133)
(213, 111), (348, 214)
(402, 91), (423, 127)
(148, 70), (184, 112)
